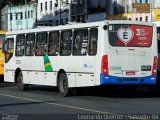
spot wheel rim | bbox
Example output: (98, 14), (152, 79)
(17, 73), (23, 89)
(59, 75), (68, 94)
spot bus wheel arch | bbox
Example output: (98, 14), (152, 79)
(57, 69), (73, 97)
(15, 68), (21, 83)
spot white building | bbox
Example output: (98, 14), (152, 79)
(37, 0), (71, 26)
(1, 3), (37, 31)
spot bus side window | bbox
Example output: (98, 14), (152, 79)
(36, 32), (47, 56)
(48, 31), (59, 56)
(25, 34), (35, 56)
(16, 35), (25, 56)
(73, 29), (88, 56)
(89, 28), (98, 56)
(60, 30), (72, 56)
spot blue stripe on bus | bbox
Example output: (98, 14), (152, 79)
(100, 74), (157, 85)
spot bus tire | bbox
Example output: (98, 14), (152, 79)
(58, 73), (73, 97)
(17, 71), (28, 91)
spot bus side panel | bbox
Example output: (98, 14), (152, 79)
(42, 72), (57, 86)
(75, 73), (95, 87)
(66, 73), (76, 88)
(4, 70), (14, 82)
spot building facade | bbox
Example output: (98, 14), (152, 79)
(1, 3), (37, 31)
(37, 0), (71, 26)
(8, 3), (37, 31)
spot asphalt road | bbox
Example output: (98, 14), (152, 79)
(0, 84), (160, 120)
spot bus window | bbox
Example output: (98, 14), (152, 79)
(48, 31), (59, 56)
(5, 38), (14, 63)
(89, 28), (98, 55)
(16, 35), (25, 56)
(73, 29), (88, 56)
(25, 34), (35, 56)
(60, 30), (72, 56)
(36, 32), (47, 56)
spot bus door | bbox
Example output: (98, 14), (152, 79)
(4, 37), (15, 82)
(107, 23), (155, 78)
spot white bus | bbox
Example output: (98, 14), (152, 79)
(4, 20), (158, 96)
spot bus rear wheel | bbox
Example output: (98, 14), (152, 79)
(17, 71), (28, 91)
(58, 73), (73, 97)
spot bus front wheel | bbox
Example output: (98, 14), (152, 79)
(58, 73), (73, 97)
(17, 71), (28, 91)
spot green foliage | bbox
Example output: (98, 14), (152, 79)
(0, 0), (32, 10)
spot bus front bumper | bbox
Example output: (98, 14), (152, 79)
(100, 74), (157, 85)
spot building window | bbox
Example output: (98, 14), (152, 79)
(40, 3), (43, 11)
(136, 18), (138, 21)
(45, 2), (47, 11)
(28, 11), (30, 18)
(15, 14), (18, 20)
(36, 32), (48, 56)
(145, 0), (148, 3)
(56, 20), (58, 25)
(140, 17), (142, 21)
(145, 16), (148, 22)
(50, 1), (52, 10)
(10, 13), (12, 21)
(25, 11), (27, 19)
(48, 31), (59, 56)
(88, 28), (98, 56)
(66, 18), (68, 24)
(20, 12), (23, 19)
(16, 35), (25, 56)
(73, 29), (88, 56)
(31, 10), (33, 18)
(60, 19), (63, 25)
(60, 30), (72, 56)
(25, 34), (35, 56)
(140, 0), (142, 3)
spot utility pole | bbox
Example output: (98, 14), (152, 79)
(60, 0), (61, 25)
(9, 2), (12, 31)
(25, 0), (28, 29)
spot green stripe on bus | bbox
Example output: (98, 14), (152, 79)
(43, 56), (53, 72)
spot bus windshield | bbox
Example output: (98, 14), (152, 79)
(108, 24), (153, 47)
(0, 34), (5, 49)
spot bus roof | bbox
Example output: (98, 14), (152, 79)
(6, 20), (155, 35)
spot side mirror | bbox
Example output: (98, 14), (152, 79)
(2, 40), (7, 53)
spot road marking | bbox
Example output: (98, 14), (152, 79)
(0, 93), (115, 114)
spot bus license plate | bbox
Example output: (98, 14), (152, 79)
(126, 72), (135, 76)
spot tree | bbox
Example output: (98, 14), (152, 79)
(0, 0), (32, 10)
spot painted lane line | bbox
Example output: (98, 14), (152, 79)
(0, 93), (115, 114)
